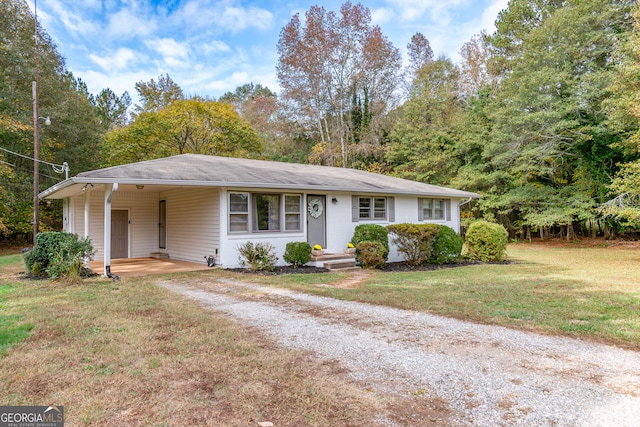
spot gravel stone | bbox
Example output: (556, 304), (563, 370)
(161, 278), (640, 427)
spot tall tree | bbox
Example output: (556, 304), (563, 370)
(405, 32), (434, 89)
(0, 0), (104, 239)
(220, 83), (283, 160)
(94, 88), (131, 130)
(277, 1), (401, 167)
(102, 99), (262, 166)
(479, 0), (634, 236)
(134, 73), (184, 114)
(458, 31), (494, 101)
(600, 5), (640, 229)
(387, 57), (462, 185)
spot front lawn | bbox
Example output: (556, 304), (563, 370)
(0, 254), (381, 426)
(238, 241), (640, 350)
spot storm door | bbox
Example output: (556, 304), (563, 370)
(111, 209), (129, 259)
(306, 195), (326, 248)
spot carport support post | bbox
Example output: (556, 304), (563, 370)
(84, 187), (90, 238)
(103, 183), (118, 277)
(83, 188), (90, 267)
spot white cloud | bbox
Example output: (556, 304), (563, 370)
(371, 7), (395, 25)
(176, 0), (273, 33)
(384, 0), (468, 22)
(44, 0), (98, 36)
(89, 48), (138, 72)
(221, 6), (273, 31)
(81, 69), (150, 100)
(201, 40), (232, 54)
(106, 8), (157, 38)
(480, 0), (510, 33)
(146, 38), (189, 58)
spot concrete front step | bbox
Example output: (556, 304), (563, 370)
(324, 260), (357, 270)
(308, 253), (358, 270)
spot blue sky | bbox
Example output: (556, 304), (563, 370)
(29, 0), (508, 104)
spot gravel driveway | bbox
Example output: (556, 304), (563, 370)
(161, 277), (640, 427)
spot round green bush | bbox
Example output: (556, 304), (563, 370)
(465, 220), (508, 262)
(24, 232), (94, 279)
(351, 224), (389, 260)
(355, 241), (388, 269)
(283, 241), (312, 267)
(430, 225), (463, 264)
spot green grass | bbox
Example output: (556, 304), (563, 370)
(0, 254), (381, 426)
(242, 243), (640, 350)
(0, 282), (34, 354)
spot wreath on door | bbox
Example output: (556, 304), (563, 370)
(308, 198), (324, 218)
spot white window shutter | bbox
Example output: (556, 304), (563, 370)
(446, 199), (451, 221)
(418, 199), (424, 221)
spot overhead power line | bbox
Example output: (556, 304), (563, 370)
(0, 146), (69, 179)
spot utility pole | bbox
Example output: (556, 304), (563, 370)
(32, 0), (40, 245)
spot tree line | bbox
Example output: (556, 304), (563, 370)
(1, 0), (639, 243)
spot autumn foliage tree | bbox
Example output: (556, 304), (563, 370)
(276, 1), (401, 168)
(102, 99), (262, 166)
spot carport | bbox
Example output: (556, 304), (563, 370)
(89, 258), (212, 278)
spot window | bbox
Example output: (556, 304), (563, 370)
(228, 192), (301, 233)
(359, 197), (371, 219)
(284, 195), (301, 231)
(358, 196), (387, 220)
(420, 198), (447, 220)
(229, 193), (249, 232)
(253, 194), (280, 231)
(374, 197), (386, 219)
(352, 196), (395, 222)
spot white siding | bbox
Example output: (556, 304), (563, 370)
(160, 188), (219, 264)
(218, 190), (464, 267)
(324, 193), (408, 263)
(68, 185), (463, 268)
(69, 189), (159, 260)
(218, 188), (305, 267)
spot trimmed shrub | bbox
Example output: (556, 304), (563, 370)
(24, 232), (94, 282)
(355, 241), (388, 269)
(465, 220), (508, 262)
(283, 242), (312, 267)
(430, 225), (464, 265)
(351, 224), (389, 260)
(387, 223), (439, 266)
(237, 241), (278, 271)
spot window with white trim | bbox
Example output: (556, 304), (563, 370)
(420, 198), (446, 220)
(358, 196), (387, 220)
(229, 193), (249, 232)
(253, 194), (280, 231)
(284, 195), (302, 231)
(228, 192), (301, 233)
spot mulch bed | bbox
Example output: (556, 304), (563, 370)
(225, 266), (329, 275)
(225, 260), (511, 275)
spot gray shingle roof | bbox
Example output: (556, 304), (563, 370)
(42, 154), (480, 199)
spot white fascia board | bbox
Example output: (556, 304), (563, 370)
(41, 177), (481, 200)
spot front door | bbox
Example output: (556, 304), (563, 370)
(111, 209), (128, 259)
(306, 195), (326, 248)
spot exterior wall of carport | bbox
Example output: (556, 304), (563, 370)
(217, 189), (464, 268)
(66, 187), (220, 265)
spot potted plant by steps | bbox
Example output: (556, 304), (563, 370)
(311, 244), (324, 257)
(344, 242), (356, 255)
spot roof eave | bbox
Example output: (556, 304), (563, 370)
(41, 177), (481, 199)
